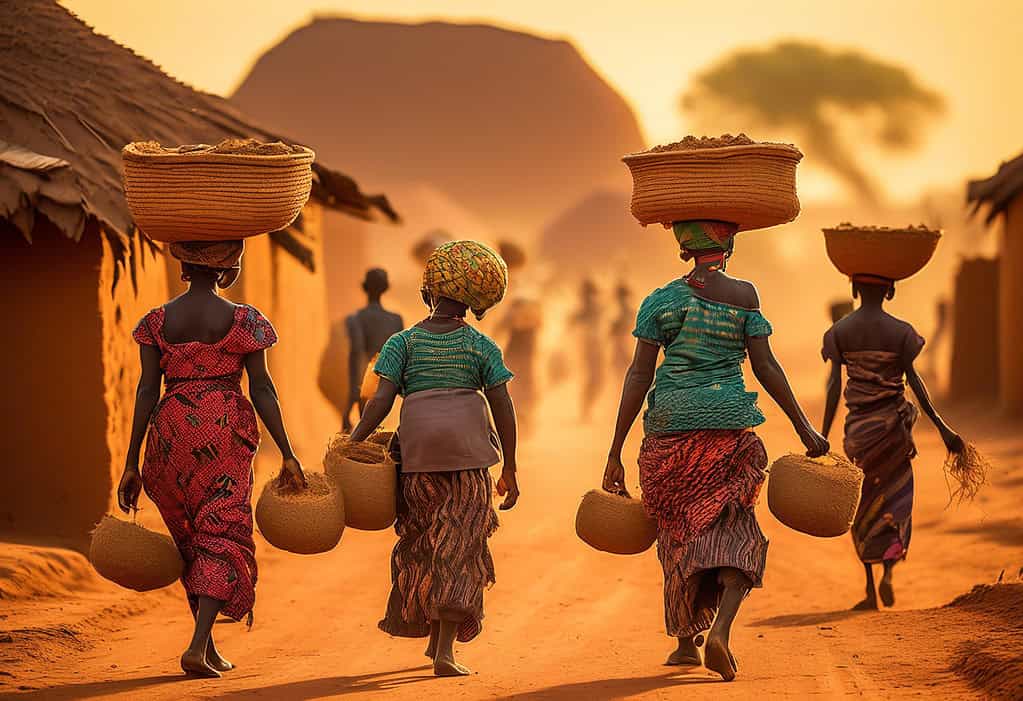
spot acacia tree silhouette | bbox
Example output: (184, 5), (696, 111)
(681, 41), (944, 204)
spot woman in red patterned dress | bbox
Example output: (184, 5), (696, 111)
(116, 241), (306, 678)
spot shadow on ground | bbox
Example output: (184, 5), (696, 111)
(6, 666), (438, 701)
(489, 671), (722, 700)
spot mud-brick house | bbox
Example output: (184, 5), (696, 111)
(0, 0), (395, 544)
(968, 152), (1023, 414)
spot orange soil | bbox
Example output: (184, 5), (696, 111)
(1, 380), (1021, 699)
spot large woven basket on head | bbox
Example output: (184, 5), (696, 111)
(324, 433), (397, 531)
(575, 490), (658, 555)
(823, 224), (941, 281)
(89, 515), (183, 591)
(255, 472), (345, 555)
(622, 136), (803, 231)
(768, 453), (863, 538)
(122, 139), (314, 243)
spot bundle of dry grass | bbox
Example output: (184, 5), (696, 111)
(255, 472), (345, 555)
(768, 453), (863, 537)
(944, 442), (989, 505)
(366, 430), (394, 447)
(89, 516), (183, 591)
(324, 433), (396, 531)
(575, 489), (657, 555)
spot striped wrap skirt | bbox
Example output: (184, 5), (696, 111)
(639, 429), (769, 638)
(378, 468), (499, 642)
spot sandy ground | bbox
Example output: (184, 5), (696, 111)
(2, 377), (1022, 700)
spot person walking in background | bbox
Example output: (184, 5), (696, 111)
(501, 296), (542, 437)
(821, 277), (961, 611)
(349, 241), (519, 677)
(116, 241), (306, 678)
(570, 278), (604, 422)
(610, 280), (635, 378)
(342, 268), (404, 431)
(603, 221), (828, 681)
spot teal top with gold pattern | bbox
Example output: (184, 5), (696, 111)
(374, 325), (513, 397)
(633, 278), (773, 434)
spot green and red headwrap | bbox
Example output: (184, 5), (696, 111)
(672, 220), (738, 259)
(672, 220), (738, 289)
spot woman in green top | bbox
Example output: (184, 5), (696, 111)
(350, 241), (519, 678)
(603, 221), (828, 681)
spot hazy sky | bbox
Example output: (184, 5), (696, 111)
(63, 0), (1022, 202)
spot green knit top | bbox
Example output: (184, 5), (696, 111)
(633, 278), (773, 434)
(374, 324), (513, 397)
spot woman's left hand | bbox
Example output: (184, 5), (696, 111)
(496, 468), (519, 510)
(942, 429), (965, 454)
(276, 456), (308, 492)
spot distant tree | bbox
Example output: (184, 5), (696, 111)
(681, 41), (944, 204)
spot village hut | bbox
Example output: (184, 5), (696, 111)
(967, 152), (1023, 414)
(0, 0), (396, 544)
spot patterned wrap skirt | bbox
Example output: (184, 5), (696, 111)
(141, 380), (258, 622)
(639, 429), (769, 638)
(379, 469), (499, 642)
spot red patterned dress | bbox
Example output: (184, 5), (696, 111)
(133, 304), (277, 622)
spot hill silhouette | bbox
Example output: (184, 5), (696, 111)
(232, 17), (645, 230)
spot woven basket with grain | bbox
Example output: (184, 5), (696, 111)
(823, 224), (941, 281)
(768, 453), (863, 537)
(89, 515), (183, 591)
(324, 433), (397, 531)
(622, 136), (803, 231)
(255, 472), (345, 555)
(121, 139), (314, 243)
(575, 489), (658, 555)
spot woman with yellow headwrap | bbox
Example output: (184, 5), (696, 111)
(350, 240), (519, 677)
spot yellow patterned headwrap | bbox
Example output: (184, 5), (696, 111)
(423, 240), (509, 320)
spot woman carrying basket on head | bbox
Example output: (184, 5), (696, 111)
(349, 240), (520, 677)
(819, 226), (962, 611)
(116, 241), (306, 678)
(603, 221), (828, 681)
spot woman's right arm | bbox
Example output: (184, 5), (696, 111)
(117, 345), (163, 513)
(602, 340), (659, 495)
(350, 378), (399, 441)
(244, 349), (306, 489)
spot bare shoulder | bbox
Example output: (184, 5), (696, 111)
(726, 276), (761, 309)
(882, 311), (918, 335)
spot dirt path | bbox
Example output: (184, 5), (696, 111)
(3, 384), (1021, 700)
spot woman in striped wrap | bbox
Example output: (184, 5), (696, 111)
(350, 240), (519, 677)
(603, 221), (828, 681)
(821, 276), (962, 610)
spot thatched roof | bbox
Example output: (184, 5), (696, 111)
(967, 151), (1023, 225)
(0, 0), (397, 272)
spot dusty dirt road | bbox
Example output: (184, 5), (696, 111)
(3, 381), (1021, 700)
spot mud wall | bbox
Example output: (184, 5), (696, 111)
(948, 257), (1000, 401)
(1001, 196), (1023, 414)
(233, 203), (339, 471)
(0, 222), (110, 544)
(99, 233), (169, 519)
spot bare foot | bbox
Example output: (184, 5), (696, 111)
(181, 649), (221, 678)
(206, 643), (234, 673)
(434, 655), (471, 677)
(879, 575), (895, 608)
(852, 596), (879, 611)
(704, 633), (736, 682)
(665, 637), (702, 667)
